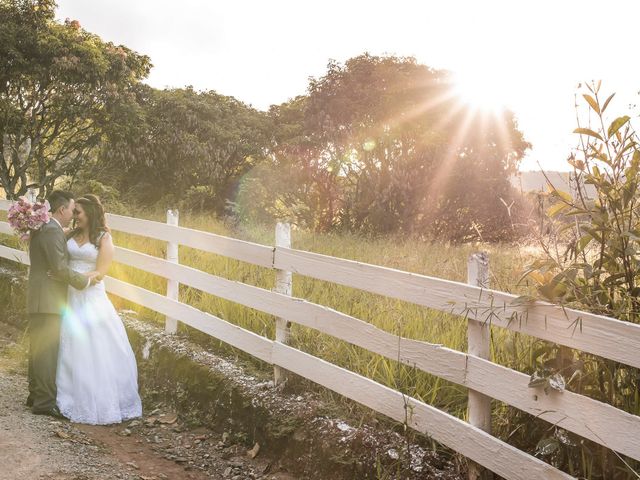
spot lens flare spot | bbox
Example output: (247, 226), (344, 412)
(362, 139), (376, 151)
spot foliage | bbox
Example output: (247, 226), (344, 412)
(181, 185), (217, 214)
(526, 83), (640, 320)
(0, 4), (530, 242)
(102, 86), (272, 212)
(523, 83), (640, 477)
(0, 0), (151, 199)
(230, 95), (336, 229)
(243, 54), (531, 240)
(59, 175), (129, 215)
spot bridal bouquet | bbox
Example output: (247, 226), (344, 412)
(7, 197), (50, 241)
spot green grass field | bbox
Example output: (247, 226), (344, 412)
(103, 211), (543, 428)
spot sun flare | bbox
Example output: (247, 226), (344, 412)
(452, 71), (509, 113)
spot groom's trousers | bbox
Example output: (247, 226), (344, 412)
(28, 313), (62, 412)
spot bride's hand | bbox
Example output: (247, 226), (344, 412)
(85, 271), (103, 285)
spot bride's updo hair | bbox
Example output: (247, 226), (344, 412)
(75, 194), (110, 248)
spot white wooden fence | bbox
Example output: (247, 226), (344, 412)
(1, 199), (639, 480)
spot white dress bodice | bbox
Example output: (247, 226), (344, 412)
(67, 237), (99, 273)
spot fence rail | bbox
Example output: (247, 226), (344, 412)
(1, 201), (639, 479)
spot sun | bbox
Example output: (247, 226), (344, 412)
(452, 70), (509, 113)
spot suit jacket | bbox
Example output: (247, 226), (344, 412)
(27, 220), (89, 315)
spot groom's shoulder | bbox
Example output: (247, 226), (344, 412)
(39, 221), (62, 237)
(40, 221), (56, 232)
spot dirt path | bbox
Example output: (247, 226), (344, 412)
(0, 365), (141, 480)
(0, 326), (296, 480)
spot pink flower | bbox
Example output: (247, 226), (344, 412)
(7, 198), (50, 240)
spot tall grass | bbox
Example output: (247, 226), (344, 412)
(104, 211), (546, 433)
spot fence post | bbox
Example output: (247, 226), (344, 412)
(165, 209), (179, 334)
(467, 252), (492, 480)
(273, 222), (292, 386)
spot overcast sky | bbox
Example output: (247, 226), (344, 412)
(55, 0), (639, 171)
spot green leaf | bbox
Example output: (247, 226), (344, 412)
(603, 273), (626, 286)
(577, 234), (592, 253)
(538, 280), (567, 301)
(582, 94), (600, 114)
(614, 141), (637, 163)
(601, 93), (615, 113)
(547, 202), (567, 217)
(551, 189), (573, 203)
(583, 227), (603, 243)
(574, 128), (603, 142)
(593, 152), (610, 164)
(608, 116), (630, 138)
(563, 208), (589, 217)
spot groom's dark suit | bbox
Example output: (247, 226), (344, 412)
(27, 219), (89, 412)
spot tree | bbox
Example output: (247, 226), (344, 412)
(103, 87), (272, 212)
(264, 54), (530, 239)
(423, 107), (530, 241)
(0, 0), (151, 199)
(244, 95), (343, 230)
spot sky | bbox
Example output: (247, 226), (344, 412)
(55, 0), (639, 172)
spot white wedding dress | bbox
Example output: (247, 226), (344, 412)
(56, 235), (142, 425)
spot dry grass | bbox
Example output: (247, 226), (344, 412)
(101, 210), (543, 426)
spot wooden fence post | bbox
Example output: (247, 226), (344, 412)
(273, 222), (292, 385)
(165, 209), (179, 334)
(467, 252), (493, 480)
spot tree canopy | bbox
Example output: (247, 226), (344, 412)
(0, 3), (531, 242)
(239, 54), (530, 240)
(102, 86), (272, 212)
(0, 0), (151, 198)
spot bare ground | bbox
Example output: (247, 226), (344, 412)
(0, 366), (141, 480)
(0, 323), (296, 480)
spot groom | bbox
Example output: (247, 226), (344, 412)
(26, 190), (95, 417)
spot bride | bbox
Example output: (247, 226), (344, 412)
(56, 194), (142, 424)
